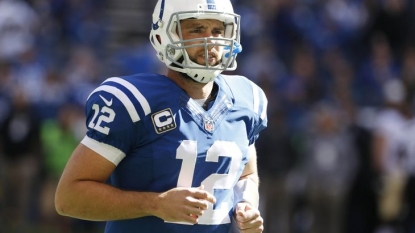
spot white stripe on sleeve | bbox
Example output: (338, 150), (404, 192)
(81, 136), (126, 166)
(87, 85), (141, 122)
(260, 90), (268, 120)
(252, 84), (260, 115)
(104, 77), (151, 116)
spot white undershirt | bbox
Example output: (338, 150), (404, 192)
(194, 98), (207, 107)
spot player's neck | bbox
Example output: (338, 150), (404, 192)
(167, 70), (214, 99)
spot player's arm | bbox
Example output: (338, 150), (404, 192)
(55, 142), (156, 221)
(236, 144), (259, 206)
(55, 142), (215, 222)
(233, 144), (264, 232)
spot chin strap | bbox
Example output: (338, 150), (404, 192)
(233, 178), (259, 209)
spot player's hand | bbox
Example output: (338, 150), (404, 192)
(234, 202), (264, 233)
(154, 185), (216, 224)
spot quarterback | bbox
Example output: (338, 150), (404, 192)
(55, 0), (267, 232)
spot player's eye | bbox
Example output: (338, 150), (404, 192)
(212, 29), (225, 36)
(190, 28), (202, 33)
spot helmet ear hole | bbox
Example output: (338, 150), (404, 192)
(156, 35), (162, 44)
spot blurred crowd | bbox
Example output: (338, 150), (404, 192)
(0, 0), (415, 232)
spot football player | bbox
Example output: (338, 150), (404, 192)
(55, 0), (267, 232)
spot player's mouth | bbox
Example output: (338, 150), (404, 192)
(199, 51), (219, 66)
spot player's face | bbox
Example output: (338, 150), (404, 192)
(179, 19), (225, 66)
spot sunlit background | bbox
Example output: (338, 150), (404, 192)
(1, 0), (415, 232)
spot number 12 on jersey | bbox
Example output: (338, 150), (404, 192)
(175, 140), (243, 225)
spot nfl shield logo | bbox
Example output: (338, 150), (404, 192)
(204, 119), (214, 132)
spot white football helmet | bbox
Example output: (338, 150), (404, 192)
(149, 0), (241, 83)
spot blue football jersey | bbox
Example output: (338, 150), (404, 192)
(81, 73), (267, 233)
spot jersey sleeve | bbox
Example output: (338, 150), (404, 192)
(220, 75), (268, 145)
(248, 83), (268, 145)
(81, 77), (150, 165)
